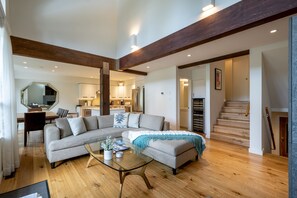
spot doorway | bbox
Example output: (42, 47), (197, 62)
(279, 117), (288, 157)
(179, 79), (189, 130)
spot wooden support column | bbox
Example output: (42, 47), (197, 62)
(100, 62), (110, 115)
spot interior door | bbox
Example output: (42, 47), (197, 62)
(279, 117), (288, 157)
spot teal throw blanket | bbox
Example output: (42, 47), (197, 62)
(132, 134), (206, 157)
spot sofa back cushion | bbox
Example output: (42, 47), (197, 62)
(83, 116), (98, 131)
(98, 115), (114, 129)
(68, 117), (87, 136)
(128, 113), (140, 128)
(56, 118), (72, 138)
(139, 114), (165, 131)
(113, 113), (129, 128)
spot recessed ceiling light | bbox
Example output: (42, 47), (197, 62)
(54, 66), (58, 69)
(24, 66), (28, 69)
(270, 29), (277, 34)
(187, 54), (191, 57)
(23, 61), (27, 64)
(90, 76), (94, 78)
(146, 66), (150, 69)
(52, 69), (55, 72)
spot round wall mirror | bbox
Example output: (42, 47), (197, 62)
(21, 82), (59, 110)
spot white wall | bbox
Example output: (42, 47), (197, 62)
(263, 42), (288, 111)
(249, 41), (288, 155)
(145, 66), (177, 129)
(249, 47), (264, 155)
(232, 55), (250, 101)
(262, 66), (272, 153)
(116, 0), (241, 58)
(225, 59), (233, 101)
(192, 66), (206, 98)
(208, 61), (225, 138)
(9, 0), (118, 58)
(15, 72), (100, 114)
(224, 55), (249, 101)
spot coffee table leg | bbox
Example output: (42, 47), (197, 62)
(119, 171), (126, 198)
(139, 166), (153, 189)
(118, 166), (152, 197)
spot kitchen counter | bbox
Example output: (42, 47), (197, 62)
(77, 106), (127, 117)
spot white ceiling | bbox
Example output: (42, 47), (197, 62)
(132, 16), (290, 72)
(13, 15), (290, 80)
(13, 55), (139, 81)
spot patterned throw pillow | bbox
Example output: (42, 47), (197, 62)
(113, 113), (129, 128)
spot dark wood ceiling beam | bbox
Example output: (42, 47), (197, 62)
(119, 0), (297, 70)
(11, 36), (116, 69)
(178, 50), (250, 69)
(121, 69), (147, 76)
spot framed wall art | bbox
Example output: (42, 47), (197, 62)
(215, 68), (222, 90)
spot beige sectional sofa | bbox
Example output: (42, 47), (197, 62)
(44, 113), (199, 174)
(44, 114), (169, 168)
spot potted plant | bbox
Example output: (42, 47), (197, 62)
(101, 136), (114, 160)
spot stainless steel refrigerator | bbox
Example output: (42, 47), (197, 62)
(131, 88), (143, 112)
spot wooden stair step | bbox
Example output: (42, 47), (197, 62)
(222, 107), (246, 113)
(225, 101), (249, 107)
(211, 132), (250, 147)
(220, 112), (250, 121)
(217, 118), (250, 129)
(213, 125), (250, 138)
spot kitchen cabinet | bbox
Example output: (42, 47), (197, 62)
(110, 85), (118, 99)
(124, 85), (132, 99)
(110, 85), (132, 99)
(78, 84), (99, 99)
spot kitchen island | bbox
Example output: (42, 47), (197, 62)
(78, 106), (127, 117)
(90, 108), (125, 116)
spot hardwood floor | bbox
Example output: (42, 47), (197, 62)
(0, 131), (288, 197)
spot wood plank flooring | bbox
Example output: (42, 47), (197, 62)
(0, 131), (288, 197)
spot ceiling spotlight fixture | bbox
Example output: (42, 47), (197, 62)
(54, 65), (58, 68)
(23, 61), (27, 64)
(24, 66), (28, 69)
(202, 0), (215, 12)
(187, 54), (191, 57)
(146, 66), (150, 69)
(130, 34), (138, 49)
(270, 29), (277, 34)
(52, 69), (55, 72)
(118, 82), (124, 86)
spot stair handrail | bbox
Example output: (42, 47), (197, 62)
(245, 102), (250, 117)
(265, 107), (276, 150)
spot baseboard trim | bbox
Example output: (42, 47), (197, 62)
(249, 147), (264, 155)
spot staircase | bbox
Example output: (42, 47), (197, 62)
(211, 101), (250, 147)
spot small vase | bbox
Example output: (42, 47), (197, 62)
(104, 150), (113, 160)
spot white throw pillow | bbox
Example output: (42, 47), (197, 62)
(128, 113), (140, 128)
(113, 113), (129, 128)
(68, 117), (87, 136)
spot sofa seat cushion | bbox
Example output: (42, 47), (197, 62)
(148, 140), (194, 156)
(48, 128), (125, 152)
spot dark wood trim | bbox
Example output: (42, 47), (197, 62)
(119, 0), (297, 69)
(11, 36), (116, 69)
(178, 50), (249, 69)
(100, 63), (110, 115)
(122, 69), (147, 76)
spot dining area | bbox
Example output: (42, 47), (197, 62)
(17, 108), (69, 147)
